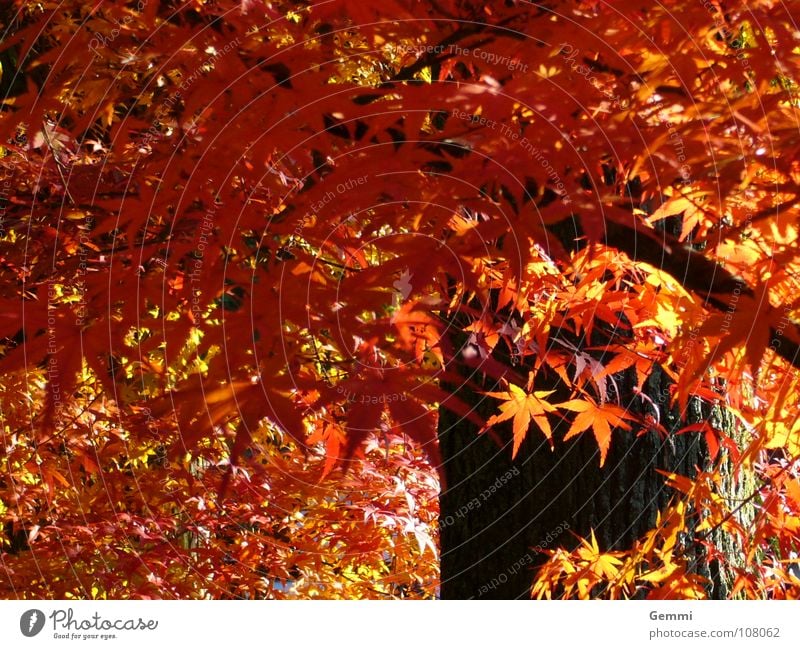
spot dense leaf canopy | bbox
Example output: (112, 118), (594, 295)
(1, 0), (800, 599)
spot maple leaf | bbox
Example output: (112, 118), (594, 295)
(557, 396), (636, 466)
(481, 383), (557, 458)
(592, 343), (659, 390)
(646, 573), (709, 599)
(646, 192), (715, 242)
(307, 423), (347, 480)
(577, 530), (624, 582)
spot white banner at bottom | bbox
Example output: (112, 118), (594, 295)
(0, 600), (798, 648)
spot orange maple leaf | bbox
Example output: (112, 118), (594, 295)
(577, 530), (625, 581)
(557, 396), (636, 466)
(482, 383), (557, 458)
(307, 423), (347, 480)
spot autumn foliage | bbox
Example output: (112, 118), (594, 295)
(1, 0), (800, 599)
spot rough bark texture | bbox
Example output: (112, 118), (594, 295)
(437, 336), (745, 599)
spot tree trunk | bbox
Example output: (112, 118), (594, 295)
(437, 338), (746, 599)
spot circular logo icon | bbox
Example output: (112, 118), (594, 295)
(20, 609), (45, 637)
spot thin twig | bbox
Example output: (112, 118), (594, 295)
(40, 122), (76, 206)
